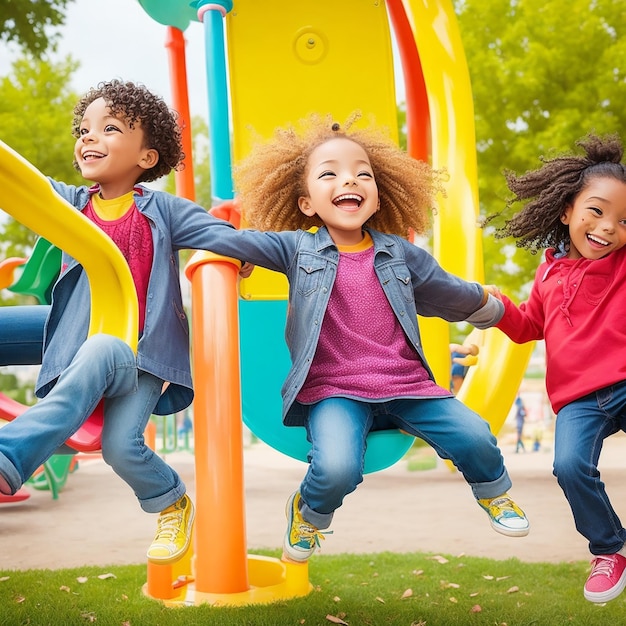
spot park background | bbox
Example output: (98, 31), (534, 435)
(0, 1), (625, 622)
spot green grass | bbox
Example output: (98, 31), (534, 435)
(1, 550), (623, 625)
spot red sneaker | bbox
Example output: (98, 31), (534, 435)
(584, 553), (626, 603)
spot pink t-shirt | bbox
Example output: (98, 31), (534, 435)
(297, 237), (449, 404)
(83, 193), (153, 333)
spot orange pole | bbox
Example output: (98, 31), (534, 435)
(165, 26), (196, 202)
(185, 253), (249, 593)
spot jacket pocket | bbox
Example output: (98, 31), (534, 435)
(391, 265), (415, 303)
(295, 255), (326, 297)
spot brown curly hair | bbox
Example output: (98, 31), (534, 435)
(495, 133), (626, 253)
(72, 79), (184, 184)
(233, 113), (443, 237)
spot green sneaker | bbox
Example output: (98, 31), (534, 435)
(147, 494), (195, 564)
(477, 493), (529, 537)
(282, 491), (329, 563)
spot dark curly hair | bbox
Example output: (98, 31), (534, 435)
(234, 112), (444, 237)
(494, 133), (626, 252)
(72, 79), (184, 183)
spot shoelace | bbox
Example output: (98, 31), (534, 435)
(487, 497), (516, 516)
(589, 555), (617, 578)
(154, 509), (184, 543)
(296, 522), (332, 548)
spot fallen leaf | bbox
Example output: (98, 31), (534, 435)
(76, 577), (88, 584)
(59, 586), (71, 593)
(496, 576), (511, 582)
(430, 555), (449, 564)
(98, 573), (117, 580)
(0, 576), (9, 582)
(375, 596), (385, 603)
(507, 586), (519, 594)
(333, 596), (341, 602)
(483, 575), (494, 580)
(412, 569), (424, 576)
(401, 588), (413, 599)
(410, 621), (427, 626)
(449, 596), (458, 603)
(325, 615), (348, 625)
(80, 612), (97, 623)
(15, 596), (25, 604)
(470, 592), (480, 597)
(446, 582), (460, 589)
(470, 604), (482, 613)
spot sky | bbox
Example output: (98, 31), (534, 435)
(2, 0), (405, 119)
(2, 0), (210, 115)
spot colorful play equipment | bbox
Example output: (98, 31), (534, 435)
(132, 0), (535, 608)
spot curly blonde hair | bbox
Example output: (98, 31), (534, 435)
(233, 113), (442, 237)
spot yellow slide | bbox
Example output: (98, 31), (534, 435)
(402, 0), (534, 427)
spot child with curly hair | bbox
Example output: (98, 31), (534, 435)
(197, 114), (530, 562)
(487, 133), (626, 603)
(0, 79), (250, 565)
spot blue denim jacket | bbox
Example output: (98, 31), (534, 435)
(39, 180), (237, 414)
(202, 226), (504, 426)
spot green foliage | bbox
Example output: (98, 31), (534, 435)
(0, 0), (74, 57)
(1, 552), (624, 625)
(455, 0), (626, 300)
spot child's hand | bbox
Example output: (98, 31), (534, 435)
(449, 342), (479, 366)
(483, 284), (502, 301)
(238, 262), (255, 279)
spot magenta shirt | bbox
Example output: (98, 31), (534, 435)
(83, 194), (153, 333)
(297, 242), (450, 404)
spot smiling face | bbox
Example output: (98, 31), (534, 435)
(297, 137), (380, 246)
(74, 97), (158, 198)
(561, 176), (626, 260)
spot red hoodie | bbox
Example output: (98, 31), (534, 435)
(496, 246), (626, 413)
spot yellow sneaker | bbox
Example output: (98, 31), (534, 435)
(477, 492), (529, 537)
(282, 491), (330, 563)
(147, 494), (195, 564)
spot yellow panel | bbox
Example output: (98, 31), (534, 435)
(226, 0), (397, 299)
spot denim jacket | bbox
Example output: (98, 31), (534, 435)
(39, 180), (237, 414)
(203, 226), (504, 426)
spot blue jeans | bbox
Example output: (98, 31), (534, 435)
(553, 382), (626, 555)
(0, 334), (185, 513)
(298, 396), (511, 529)
(0, 305), (48, 365)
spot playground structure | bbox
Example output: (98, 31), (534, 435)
(0, 0), (535, 609)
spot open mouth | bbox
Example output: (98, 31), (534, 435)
(333, 193), (363, 209)
(587, 233), (610, 248)
(82, 150), (105, 161)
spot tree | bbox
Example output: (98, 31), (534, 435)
(455, 0), (626, 299)
(0, 0), (74, 57)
